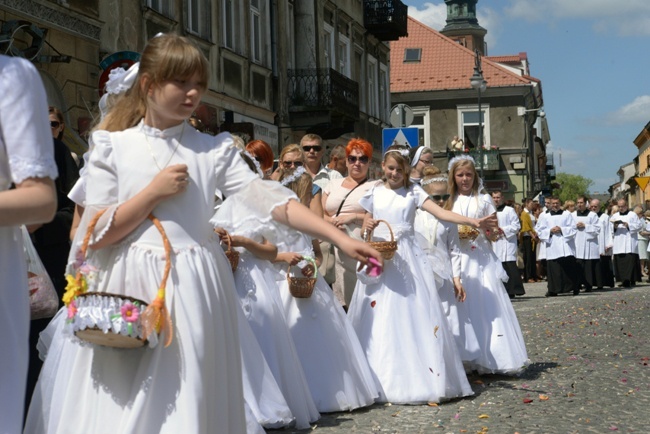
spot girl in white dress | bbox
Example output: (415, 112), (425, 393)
(414, 168), (466, 326)
(445, 155), (528, 375)
(0, 54), (58, 434)
(214, 152), (320, 429)
(349, 145), (494, 404)
(274, 167), (380, 413)
(24, 35), (382, 434)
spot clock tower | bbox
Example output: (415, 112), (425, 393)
(440, 0), (487, 54)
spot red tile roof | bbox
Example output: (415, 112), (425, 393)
(391, 17), (532, 93)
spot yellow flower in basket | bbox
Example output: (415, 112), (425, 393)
(63, 274), (86, 306)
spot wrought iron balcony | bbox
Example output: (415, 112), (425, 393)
(448, 149), (500, 171)
(364, 0), (408, 41)
(287, 68), (359, 121)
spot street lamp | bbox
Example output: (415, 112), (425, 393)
(469, 49), (487, 179)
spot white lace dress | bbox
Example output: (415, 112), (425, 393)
(24, 121), (295, 434)
(449, 193), (529, 374)
(348, 183), (473, 404)
(210, 218), (320, 429)
(0, 55), (58, 434)
(275, 234), (379, 413)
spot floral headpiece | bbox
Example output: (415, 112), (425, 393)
(105, 63), (140, 95)
(421, 175), (448, 186)
(384, 148), (410, 161)
(243, 150), (263, 177)
(447, 154), (476, 172)
(280, 165), (306, 186)
(98, 62), (140, 119)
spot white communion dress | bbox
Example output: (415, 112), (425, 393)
(348, 183), (473, 404)
(24, 121), (296, 434)
(0, 55), (58, 434)
(212, 202), (320, 429)
(275, 234), (379, 413)
(449, 193), (529, 374)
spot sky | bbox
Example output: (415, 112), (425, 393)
(406, 0), (650, 194)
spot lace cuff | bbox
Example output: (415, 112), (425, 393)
(211, 178), (301, 245)
(10, 154), (58, 184)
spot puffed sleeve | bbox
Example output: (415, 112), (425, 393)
(210, 133), (299, 243)
(0, 56), (57, 185)
(358, 182), (379, 214)
(412, 184), (430, 208)
(86, 130), (118, 207)
(481, 193), (496, 216)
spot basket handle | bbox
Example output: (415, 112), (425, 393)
(78, 210), (172, 293)
(76, 209), (174, 347)
(364, 219), (395, 243)
(286, 256), (318, 279)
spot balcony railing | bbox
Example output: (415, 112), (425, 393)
(448, 149), (500, 171)
(287, 68), (359, 121)
(364, 0), (408, 41)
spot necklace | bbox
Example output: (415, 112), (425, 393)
(143, 122), (185, 171)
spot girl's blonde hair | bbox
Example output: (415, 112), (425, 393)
(445, 158), (480, 210)
(97, 34), (209, 132)
(278, 171), (313, 207)
(382, 144), (412, 188)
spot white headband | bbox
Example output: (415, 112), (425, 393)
(410, 146), (425, 167)
(421, 176), (448, 186)
(243, 150), (264, 178)
(447, 154), (476, 172)
(280, 165), (306, 186)
(384, 148), (410, 160)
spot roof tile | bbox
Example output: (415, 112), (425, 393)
(391, 17), (532, 93)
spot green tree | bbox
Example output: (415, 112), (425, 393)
(552, 173), (594, 203)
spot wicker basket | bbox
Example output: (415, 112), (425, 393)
(458, 224), (480, 241)
(365, 219), (397, 260)
(68, 211), (172, 349)
(223, 232), (239, 273)
(287, 259), (317, 298)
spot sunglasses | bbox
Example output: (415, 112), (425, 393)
(429, 194), (450, 202)
(419, 159), (433, 165)
(282, 160), (303, 168)
(302, 145), (322, 152)
(347, 155), (369, 164)
(50, 121), (61, 128)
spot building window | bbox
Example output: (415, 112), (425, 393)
(379, 63), (389, 121)
(338, 34), (350, 77)
(412, 107), (430, 148)
(367, 55), (378, 118)
(251, 0), (262, 63)
(223, 0), (237, 50)
(187, 0), (210, 39)
(148, 0), (174, 17)
(287, 1), (295, 69)
(323, 23), (334, 69)
(457, 104), (491, 149)
(355, 48), (365, 112)
(404, 48), (421, 63)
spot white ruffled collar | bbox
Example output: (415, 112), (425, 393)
(138, 119), (186, 139)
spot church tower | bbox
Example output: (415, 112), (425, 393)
(440, 0), (487, 55)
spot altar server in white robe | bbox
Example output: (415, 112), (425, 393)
(610, 198), (642, 288)
(491, 191), (524, 298)
(571, 196), (600, 292)
(590, 199), (614, 289)
(536, 197), (579, 297)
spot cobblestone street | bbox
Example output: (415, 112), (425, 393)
(276, 281), (650, 433)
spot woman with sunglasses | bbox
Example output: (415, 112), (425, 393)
(322, 139), (374, 309)
(275, 144), (323, 218)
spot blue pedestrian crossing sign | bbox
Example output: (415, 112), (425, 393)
(382, 127), (419, 153)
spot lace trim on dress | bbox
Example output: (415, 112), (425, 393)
(63, 293), (159, 348)
(9, 154), (58, 185)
